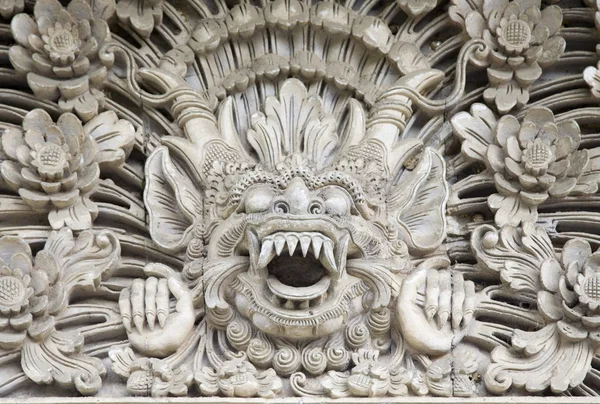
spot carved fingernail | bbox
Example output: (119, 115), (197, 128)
(133, 314), (144, 333)
(437, 311), (449, 329)
(158, 311), (167, 328)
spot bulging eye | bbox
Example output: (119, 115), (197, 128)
(244, 185), (275, 213)
(321, 187), (352, 216)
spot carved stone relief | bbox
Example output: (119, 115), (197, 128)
(1, 0), (600, 401)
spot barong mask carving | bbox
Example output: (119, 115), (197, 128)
(117, 65), (479, 396)
(4, 0), (600, 400)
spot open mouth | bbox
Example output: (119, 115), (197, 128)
(247, 230), (349, 310)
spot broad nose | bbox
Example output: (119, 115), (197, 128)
(281, 177), (311, 214)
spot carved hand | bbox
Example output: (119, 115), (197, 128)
(397, 257), (475, 356)
(119, 264), (195, 358)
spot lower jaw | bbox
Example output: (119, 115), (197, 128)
(231, 273), (369, 339)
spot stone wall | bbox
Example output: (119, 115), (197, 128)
(0, 0), (600, 400)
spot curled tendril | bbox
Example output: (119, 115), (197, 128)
(301, 343), (327, 375)
(273, 345), (301, 376)
(346, 316), (369, 349)
(226, 317), (253, 351)
(246, 333), (275, 367)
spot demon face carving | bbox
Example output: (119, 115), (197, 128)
(115, 72), (476, 398)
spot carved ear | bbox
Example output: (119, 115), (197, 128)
(144, 146), (203, 252)
(387, 148), (448, 254)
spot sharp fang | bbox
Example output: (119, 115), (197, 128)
(300, 236), (311, 257)
(312, 237), (323, 259)
(247, 230), (260, 270)
(287, 236), (299, 256)
(335, 234), (350, 276)
(298, 300), (310, 310)
(257, 239), (275, 269)
(320, 239), (338, 274)
(274, 236), (286, 256)
(284, 299), (295, 310)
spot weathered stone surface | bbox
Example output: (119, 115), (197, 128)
(0, 0), (600, 401)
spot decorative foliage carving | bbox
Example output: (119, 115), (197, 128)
(450, 0), (565, 113)
(9, 0), (114, 121)
(0, 108), (135, 229)
(472, 223), (600, 393)
(0, 229), (120, 395)
(3, 0), (600, 400)
(116, 0), (163, 38)
(452, 103), (598, 226)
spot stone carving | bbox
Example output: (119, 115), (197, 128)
(116, 0), (163, 38)
(451, 104), (597, 226)
(0, 229), (120, 395)
(0, 109), (135, 230)
(9, 0), (115, 121)
(2, 0), (600, 401)
(472, 223), (600, 393)
(450, 0), (565, 113)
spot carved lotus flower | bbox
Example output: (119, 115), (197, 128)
(537, 239), (600, 344)
(487, 107), (587, 225)
(0, 236), (50, 350)
(9, 0), (114, 121)
(459, 0), (565, 113)
(0, 109), (100, 230)
(452, 104), (597, 227)
(127, 358), (191, 397)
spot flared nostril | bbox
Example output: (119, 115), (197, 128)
(272, 200), (290, 214)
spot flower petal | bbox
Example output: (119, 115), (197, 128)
(567, 150), (589, 177)
(520, 190), (548, 205)
(465, 10), (486, 39)
(523, 107), (555, 132)
(540, 5), (563, 37)
(540, 258), (562, 293)
(548, 177), (577, 198)
(557, 320), (588, 342)
(1, 127), (25, 160)
(514, 62), (542, 87)
(486, 144), (506, 172)
(537, 290), (563, 321)
(562, 237), (586, 277)
(505, 136), (523, 162)
(495, 115), (520, 147)
(559, 277), (578, 305)
(494, 172), (520, 195)
(22, 109), (53, 134)
(539, 36), (566, 68)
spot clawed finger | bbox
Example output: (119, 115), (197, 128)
(452, 273), (465, 329)
(425, 269), (439, 321)
(131, 279), (145, 333)
(437, 271), (451, 329)
(463, 280), (475, 326)
(156, 278), (169, 328)
(145, 277), (158, 331)
(119, 287), (132, 333)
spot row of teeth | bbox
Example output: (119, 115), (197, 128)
(271, 293), (327, 309)
(251, 232), (339, 275)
